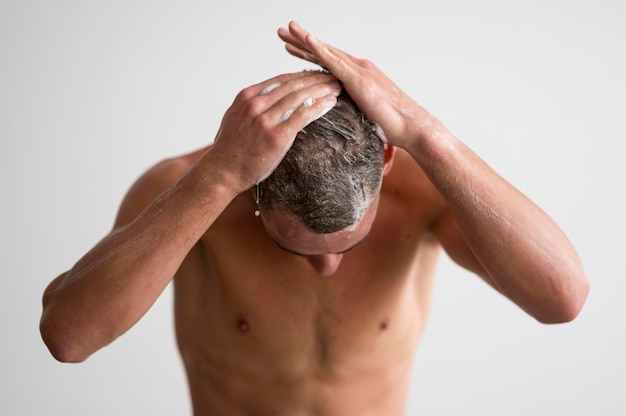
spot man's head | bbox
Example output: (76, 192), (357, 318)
(257, 89), (394, 275)
(259, 90), (387, 233)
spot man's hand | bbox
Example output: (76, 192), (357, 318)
(278, 21), (431, 150)
(279, 21), (590, 323)
(207, 71), (341, 193)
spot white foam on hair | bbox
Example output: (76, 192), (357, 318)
(348, 178), (373, 228)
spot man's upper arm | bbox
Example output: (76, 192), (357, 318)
(429, 207), (500, 290)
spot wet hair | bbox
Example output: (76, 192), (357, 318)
(259, 90), (385, 234)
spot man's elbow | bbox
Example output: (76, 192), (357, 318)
(40, 315), (90, 363)
(537, 273), (590, 324)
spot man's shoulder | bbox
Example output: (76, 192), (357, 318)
(131, 147), (208, 197)
(147, 147), (207, 183)
(114, 146), (210, 227)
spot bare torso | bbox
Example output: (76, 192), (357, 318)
(173, 150), (447, 415)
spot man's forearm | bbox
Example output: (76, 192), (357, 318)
(40, 69), (341, 363)
(407, 116), (589, 322)
(40, 168), (236, 362)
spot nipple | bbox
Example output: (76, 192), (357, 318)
(238, 318), (250, 333)
(379, 318), (390, 331)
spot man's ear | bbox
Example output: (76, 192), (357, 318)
(383, 144), (396, 175)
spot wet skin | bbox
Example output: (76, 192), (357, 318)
(173, 149), (446, 415)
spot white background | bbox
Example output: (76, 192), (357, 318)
(1, 1), (624, 414)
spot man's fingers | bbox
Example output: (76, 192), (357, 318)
(243, 71), (337, 114)
(284, 44), (321, 66)
(279, 94), (338, 132)
(259, 82), (282, 95)
(277, 26), (307, 51)
(282, 21), (358, 81)
(270, 80), (341, 125)
(245, 73), (299, 98)
(278, 25), (321, 65)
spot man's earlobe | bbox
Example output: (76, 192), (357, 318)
(383, 145), (396, 175)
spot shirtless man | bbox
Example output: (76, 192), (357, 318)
(39, 21), (589, 415)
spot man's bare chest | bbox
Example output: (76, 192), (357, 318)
(174, 191), (440, 370)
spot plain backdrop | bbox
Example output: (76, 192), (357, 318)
(1, 1), (624, 415)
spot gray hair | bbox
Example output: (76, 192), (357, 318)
(259, 90), (385, 234)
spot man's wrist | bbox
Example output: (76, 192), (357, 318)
(184, 154), (242, 205)
(404, 114), (456, 169)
